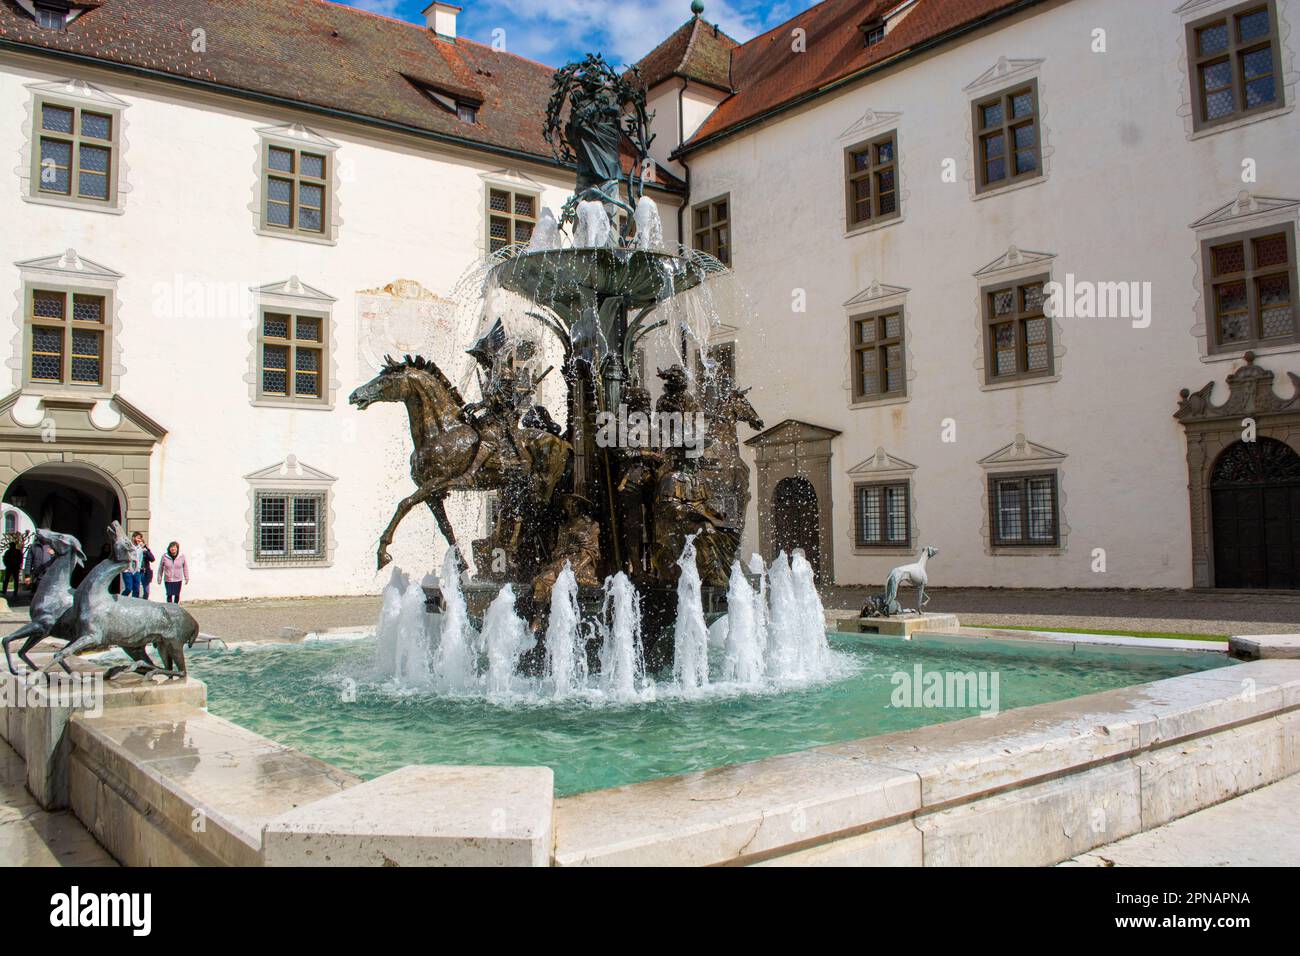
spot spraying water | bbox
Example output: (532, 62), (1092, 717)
(672, 535), (711, 694)
(483, 584), (534, 697)
(721, 561), (765, 685)
(430, 548), (480, 693)
(634, 196), (663, 251)
(375, 541), (843, 703)
(545, 564), (586, 698)
(599, 572), (646, 701)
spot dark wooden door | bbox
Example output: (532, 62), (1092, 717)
(773, 477), (821, 578)
(1212, 439), (1300, 589)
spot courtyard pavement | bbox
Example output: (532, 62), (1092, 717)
(1062, 773), (1300, 866)
(823, 586), (1300, 636)
(3, 588), (1295, 646)
(0, 738), (114, 867)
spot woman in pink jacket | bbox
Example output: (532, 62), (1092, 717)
(158, 541), (189, 604)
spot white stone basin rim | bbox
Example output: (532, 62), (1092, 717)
(552, 659), (1300, 867)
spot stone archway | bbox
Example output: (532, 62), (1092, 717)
(1176, 354), (1300, 589)
(0, 392), (165, 559)
(746, 420), (840, 584)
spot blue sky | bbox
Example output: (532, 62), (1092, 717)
(337, 0), (799, 68)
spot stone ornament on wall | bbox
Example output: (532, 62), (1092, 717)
(355, 279), (456, 380)
(1176, 351), (1300, 422)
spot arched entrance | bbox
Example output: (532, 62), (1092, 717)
(4, 461), (123, 563)
(1211, 438), (1300, 589)
(773, 476), (821, 577)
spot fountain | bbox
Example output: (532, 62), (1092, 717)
(348, 53), (834, 697)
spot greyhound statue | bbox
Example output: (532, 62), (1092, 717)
(863, 546), (939, 618)
(42, 522), (199, 680)
(2, 529), (85, 674)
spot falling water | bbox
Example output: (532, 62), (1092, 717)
(545, 564), (586, 697)
(483, 584), (534, 696)
(599, 572), (647, 700)
(430, 548), (481, 693)
(721, 562), (765, 684)
(672, 535), (711, 694)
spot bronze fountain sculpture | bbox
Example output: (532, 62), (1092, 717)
(350, 55), (765, 669)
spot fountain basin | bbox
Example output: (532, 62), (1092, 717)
(187, 631), (1230, 797)
(489, 247), (713, 310)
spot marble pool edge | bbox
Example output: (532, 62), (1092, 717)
(1, 632), (1296, 867)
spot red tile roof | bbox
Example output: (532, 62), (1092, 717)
(633, 15), (739, 93)
(678, 0), (1054, 154)
(0, 0), (684, 189)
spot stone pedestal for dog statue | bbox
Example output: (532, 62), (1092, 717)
(855, 613), (961, 637)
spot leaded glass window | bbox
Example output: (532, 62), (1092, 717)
(259, 310), (327, 402)
(25, 287), (106, 388)
(983, 276), (1053, 383)
(1204, 225), (1297, 352)
(990, 472), (1059, 547)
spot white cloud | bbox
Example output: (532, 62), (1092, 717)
(348, 0), (403, 14)
(467, 0), (769, 66)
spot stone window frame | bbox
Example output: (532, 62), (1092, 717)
(963, 59), (1052, 202)
(846, 447), (918, 558)
(243, 455), (337, 569)
(972, 79), (1043, 194)
(844, 129), (900, 230)
(487, 185), (538, 254)
(23, 285), (110, 391)
(987, 470), (1061, 548)
(257, 309), (329, 405)
(850, 306), (907, 404)
(252, 125), (341, 245)
(843, 281), (914, 409)
(982, 273), (1054, 384)
(972, 246), (1063, 391)
(977, 435), (1071, 556)
(253, 490), (328, 564)
(246, 277), (340, 410)
(1201, 222), (1298, 354)
(1189, 193), (1300, 362)
(852, 480), (912, 550)
(1176, 0), (1297, 140)
(838, 110), (906, 238)
(10, 250), (124, 397)
(20, 79), (131, 215)
(692, 194), (731, 266)
(1185, 0), (1287, 132)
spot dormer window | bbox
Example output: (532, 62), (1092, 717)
(862, 21), (885, 47)
(34, 2), (71, 30)
(457, 102), (478, 124)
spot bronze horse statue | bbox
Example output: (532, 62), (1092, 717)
(349, 355), (571, 570)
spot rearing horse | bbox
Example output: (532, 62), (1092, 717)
(349, 355), (571, 569)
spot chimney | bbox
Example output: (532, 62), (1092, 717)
(422, 2), (461, 40)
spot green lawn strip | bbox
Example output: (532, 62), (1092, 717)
(962, 624), (1228, 643)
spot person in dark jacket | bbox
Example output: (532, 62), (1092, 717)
(132, 532), (157, 600)
(2, 539), (21, 596)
